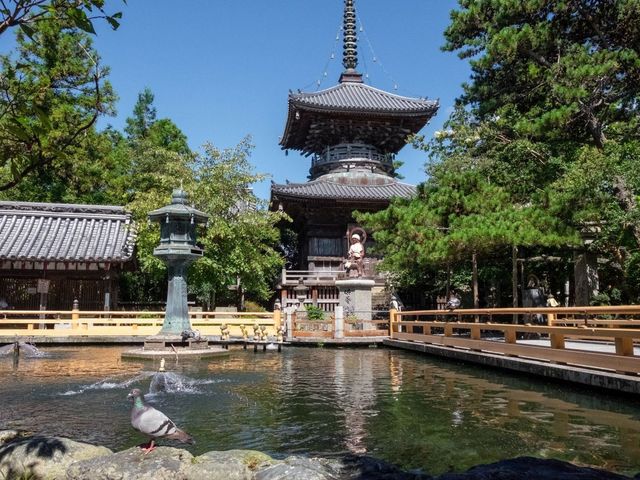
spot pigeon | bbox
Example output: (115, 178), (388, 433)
(127, 388), (194, 453)
(445, 293), (461, 311)
(180, 329), (201, 342)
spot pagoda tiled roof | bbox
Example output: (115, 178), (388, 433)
(289, 81), (438, 115)
(271, 175), (416, 202)
(0, 201), (136, 263)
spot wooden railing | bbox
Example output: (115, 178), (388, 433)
(390, 306), (640, 375)
(0, 310), (278, 338)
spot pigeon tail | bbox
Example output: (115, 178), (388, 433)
(167, 428), (195, 445)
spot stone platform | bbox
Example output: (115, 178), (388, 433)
(121, 334), (229, 360)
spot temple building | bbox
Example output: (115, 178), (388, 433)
(0, 201), (136, 310)
(271, 0), (438, 310)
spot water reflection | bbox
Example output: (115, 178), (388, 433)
(1, 346), (639, 476)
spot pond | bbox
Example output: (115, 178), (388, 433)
(1, 345), (639, 477)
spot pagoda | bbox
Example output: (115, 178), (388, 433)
(271, 0), (438, 310)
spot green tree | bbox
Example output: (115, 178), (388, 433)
(124, 88), (156, 139)
(0, 18), (117, 194)
(442, 0), (640, 301)
(188, 139), (286, 308)
(442, 0), (640, 238)
(0, 0), (123, 37)
(363, 1), (640, 304)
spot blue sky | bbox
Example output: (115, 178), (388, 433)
(5, 1), (472, 200)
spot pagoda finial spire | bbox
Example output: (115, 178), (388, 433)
(343, 0), (357, 70)
(340, 0), (363, 83)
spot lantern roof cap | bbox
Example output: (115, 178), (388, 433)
(148, 188), (208, 223)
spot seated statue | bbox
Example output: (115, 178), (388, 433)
(344, 232), (365, 278)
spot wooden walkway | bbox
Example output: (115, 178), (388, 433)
(385, 306), (640, 393)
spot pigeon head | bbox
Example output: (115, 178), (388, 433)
(127, 388), (144, 401)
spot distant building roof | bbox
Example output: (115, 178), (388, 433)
(0, 201), (136, 263)
(271, 172), (416, 202)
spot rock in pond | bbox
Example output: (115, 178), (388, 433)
(66, 446), (193, 480)
(0, 433), (112, 480)
(435, 456), (634, 480)
(184, 449), (275, 480)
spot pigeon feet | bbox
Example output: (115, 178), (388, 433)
(140, 440), (156, 454)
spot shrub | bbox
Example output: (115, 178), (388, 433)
(305, 305), (326, 320)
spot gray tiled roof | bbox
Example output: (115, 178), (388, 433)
(271, 178), (416, 202)
(290, 82), (438, 114)
(0, 201), (136, 262)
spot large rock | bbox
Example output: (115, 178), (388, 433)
(435, 456), (633, 480)
(66, 446), (193, 480)
(184, 449), (275, 480)
(0, 435), (112, 480)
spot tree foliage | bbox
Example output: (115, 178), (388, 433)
(0, 0), (123, 37)
(360, 0), (640, 304)
(0, 18), (116, 191)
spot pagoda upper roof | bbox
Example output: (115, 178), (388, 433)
(280, 81), (439, 155)
(289, 81), (438, 115)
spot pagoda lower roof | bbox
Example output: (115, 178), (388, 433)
(280, 81), (438, 155)
(0, 201), (136, 263)
(271, 173), (416, 203)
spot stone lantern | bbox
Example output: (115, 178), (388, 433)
(147, 188), (208, 336)
(294, 279), (309, 321)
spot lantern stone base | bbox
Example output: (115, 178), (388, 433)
(142, 335), (209, 351)
(121, 335), (228, 360)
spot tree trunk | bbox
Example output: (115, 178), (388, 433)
(512, 246), (519, 324)
(613, 175), (640, 247)
(472, 251), (479, 316)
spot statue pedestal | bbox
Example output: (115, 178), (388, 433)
(335, 279), (375, 326)
(143, 335), (208, 351)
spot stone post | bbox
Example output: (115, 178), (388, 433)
(285, 306), (294, 340)
(334, 306), (344, 339)
(335, 278), (375, 327)
(71, 298), (79, 330)
(273, 301), (282, 331)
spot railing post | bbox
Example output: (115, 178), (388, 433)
(504, 328), (516, 344)
(550, 332), (565, 349)
(615, 337), (634, 357)
(71, 299), (80, 330)
(471, 324), (481, 340)
(389, 308), (397, 336)
(334, 306), (344, 339)
(444, 323), (453, 337)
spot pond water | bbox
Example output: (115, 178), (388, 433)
(1, 345), (640, 476)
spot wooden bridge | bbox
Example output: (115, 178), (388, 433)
(388, 306), (640, 382)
